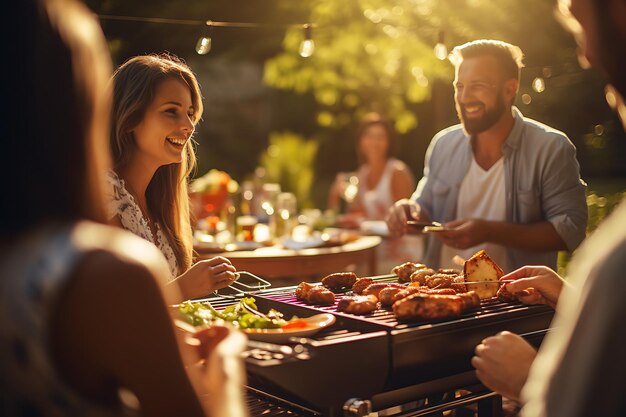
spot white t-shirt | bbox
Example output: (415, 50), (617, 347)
(439, 156), (509, 271)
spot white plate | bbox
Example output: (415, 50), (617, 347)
(242, 313), (336, 342)
(225, 241), (263, 251)
(281, 236), (326, 250)
(360, 220), (389, 237)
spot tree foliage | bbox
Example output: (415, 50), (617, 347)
(265, 0), (580, 133)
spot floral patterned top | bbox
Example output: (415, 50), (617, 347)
(105, 171), (179, 279)
(0, 222), (132, 417)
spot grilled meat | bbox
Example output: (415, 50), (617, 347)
(425, 273), (455, 289)
(337, 295), (378, 315)
(379, 286), (420, 306)
(362, 282), (405, 299)
(392, 288), (482, 321)
(438, 268), (462, 276)
(426, 288), (458, 295)
(409, 268), (436, 285)
(352, 277), (375, 295)
(451, 275), (468, 293)
(321, 271), (358, 291)
(393, 293), (463, 321)
(295, 282), (335, 306)
(392, 262), (425, 283)
(457, 291), (481, 310)
(408, 283), (459, 295)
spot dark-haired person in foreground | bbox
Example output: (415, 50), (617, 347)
(0, 0), (246, 415)
(472, 2), (626, 416)
(386, 39), (588, 273)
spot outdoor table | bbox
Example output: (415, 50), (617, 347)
(195, 235), (382, 283)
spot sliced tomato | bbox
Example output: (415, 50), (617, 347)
(281, 319), (308, 329)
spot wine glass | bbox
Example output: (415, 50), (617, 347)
(337, 172), (359, 207)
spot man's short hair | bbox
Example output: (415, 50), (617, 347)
(449, 39), (525, 82)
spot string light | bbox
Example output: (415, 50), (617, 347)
(532, 77), (546, 93)
(299, 24), (315, 58)
(434, 30), (447, 60)
(195, 21), (213, 55)
(97, 15), (316, 57)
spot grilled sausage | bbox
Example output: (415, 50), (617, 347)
(393, 293), (463, 321)
(337, 295), (378, 315)
(362, 282), (405, 299)
(379, 286), (421, 306)
(457, 291), (481, 311)
(352, 277), (374, 295)
(322, 271), (358, 291)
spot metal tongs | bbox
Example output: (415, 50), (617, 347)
(212, 270), (272, 299)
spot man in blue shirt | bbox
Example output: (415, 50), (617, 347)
(386, 39), (587, 272)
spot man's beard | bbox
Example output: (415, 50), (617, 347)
(457, 93), (507, 136)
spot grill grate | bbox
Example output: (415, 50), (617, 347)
(259, 287), (532, 329)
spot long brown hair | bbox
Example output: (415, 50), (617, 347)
(2, 0), (112, 239)
(109, 54), (202, 272)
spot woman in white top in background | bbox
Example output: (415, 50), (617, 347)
(107, 54), (237, 301)
(328, 113), (423, 272)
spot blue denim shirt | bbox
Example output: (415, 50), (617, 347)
(413, 108), (588, 272)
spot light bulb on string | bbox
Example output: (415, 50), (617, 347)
(195, 21), (213, 55)
(532, 77), (546, 93)
(299, 24), (315, 58)
(434, 30), (447, 60)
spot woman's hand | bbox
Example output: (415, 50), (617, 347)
(471, 331), (537, 402)
(501, 265), (565, 309)
(177, 256), (237, 300)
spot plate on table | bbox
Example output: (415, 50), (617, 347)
(225, 241), (263, 251)
(242, 313), (336, 343)
(193, 240), (226, 253)
(280, 235), (327, 250)
(360, 220), (389, 237)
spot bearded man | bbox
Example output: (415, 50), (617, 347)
(386, 39), (587, 272)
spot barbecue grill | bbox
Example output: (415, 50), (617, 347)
(204, 274), (554, 417)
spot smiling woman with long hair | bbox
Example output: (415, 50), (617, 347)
(107, 54), (238, 300)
